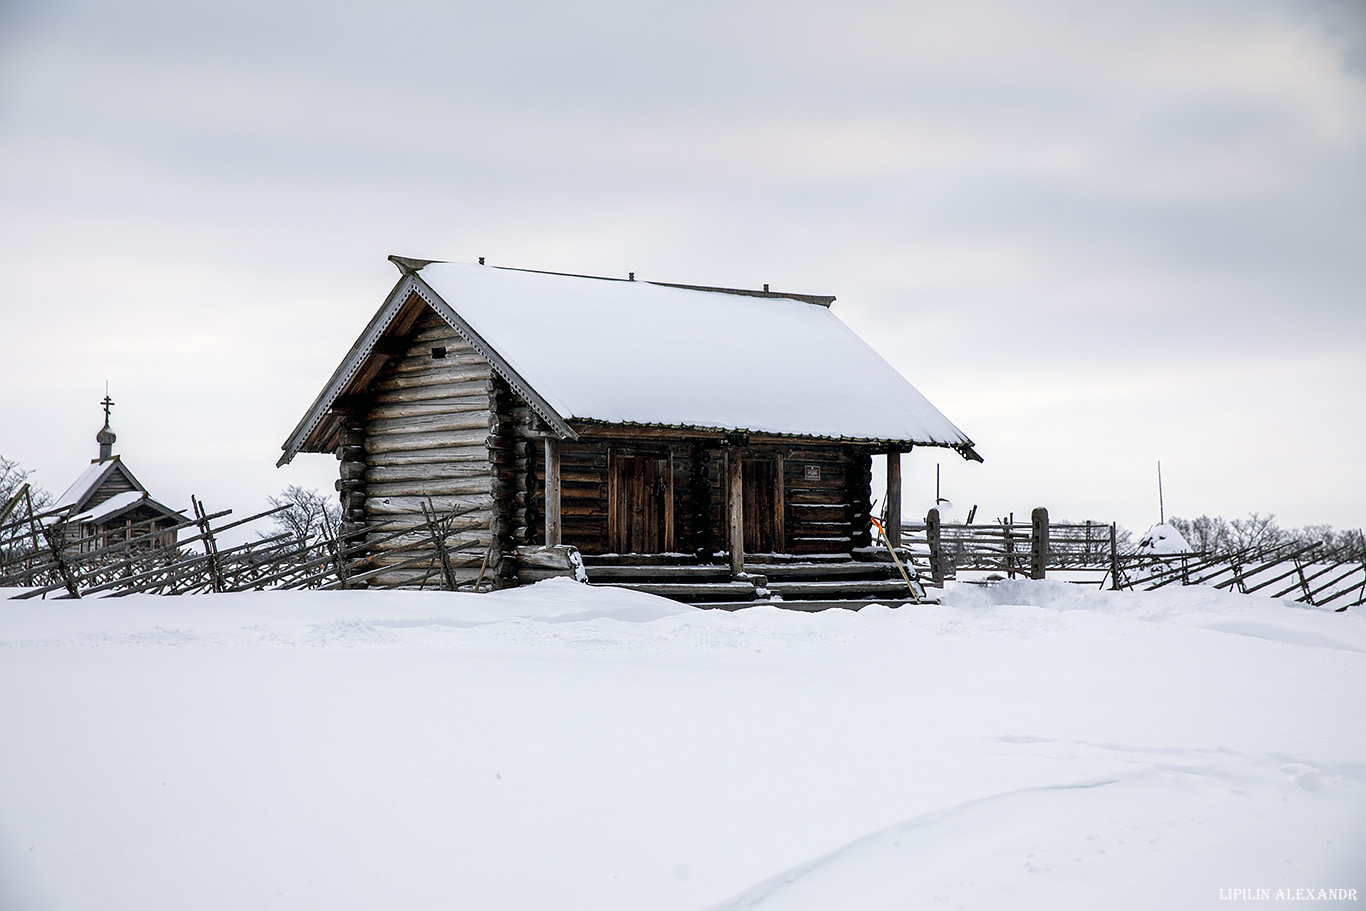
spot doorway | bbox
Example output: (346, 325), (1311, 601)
(609, 451), (673, 553)
(741, 457), (783, 555)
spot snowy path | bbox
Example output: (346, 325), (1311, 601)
(2, 580), (1362, 910)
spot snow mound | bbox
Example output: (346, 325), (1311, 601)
(1136, 522), (1192, 554)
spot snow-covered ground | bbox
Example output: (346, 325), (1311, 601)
(2, 580), (1362, 910)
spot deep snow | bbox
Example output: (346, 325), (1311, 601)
(1, 580), (1362, 910)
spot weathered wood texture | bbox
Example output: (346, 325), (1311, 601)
(515, 433), (871, 558)
(82, 469), (137, 509)
(885, 450), (902, 548)
(355, 309), (495, 587)
(727, 447), (744, 573)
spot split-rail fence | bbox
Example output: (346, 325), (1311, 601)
(900, 507), (1365, 612)
(0, 496), (491, 600)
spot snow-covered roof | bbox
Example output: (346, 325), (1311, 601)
(53, 459), (145, 514)
(69, 491), (147, 525)
(280, 258), (980, 464)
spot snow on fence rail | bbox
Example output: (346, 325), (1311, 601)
(0, 498), (491, 599)
(900, 507), (1365, 611)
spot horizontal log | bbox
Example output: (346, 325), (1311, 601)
(514, 545), (581, 570)
(782, 449), (852, 463)
(366, 494), (494, 516)
(366, 478), (492, 498)
(408, 322), (472, 344)
(370, 384), (489, 406)
(364, 427), (490, 454)
(368, 399), (491, 421)
(788, 490), (854, 506)
(366, 450), (488, 467)
(365, 464), (491, 483)
(369, 541), (489, 563)
(364, 520), (490, 544)
(385, 350), (486, 373)
(367, 413), (491, 436)
(375, 363), (490, 390)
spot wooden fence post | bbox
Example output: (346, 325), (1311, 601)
(1003, 516), (1017, 579)
(926, 507), (943, 586)
(1031, 507), (1049, 580)
(192, 496), (226, 593)
(1109, 523), (1122, 590)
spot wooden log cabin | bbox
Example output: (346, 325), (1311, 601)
(278, 256), (982, 606)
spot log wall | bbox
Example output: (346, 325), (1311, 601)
(355, 310), (495, 587)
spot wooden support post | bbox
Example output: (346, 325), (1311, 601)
(1030, 506), (1049, 580)
(1109, 523), (1121, 590)
(727, 447), (744, 576)
(192, 495), (226, 593)
(885, 450), (902, 549)
(544, 436), (561, 547)
(1003, 519), (1016, 579)
(926, 507), (943, 586)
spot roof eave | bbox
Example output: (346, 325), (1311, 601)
(566, 418), (979, 453)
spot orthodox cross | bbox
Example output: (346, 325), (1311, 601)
(101, 390), (115, 426)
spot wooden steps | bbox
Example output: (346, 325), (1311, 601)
(586, 564), (732, 582)
(597, 580), (758, 602)
(692, 597), (935, 611)
(579, 555), (924, 610)
(767, 579), (919, 600)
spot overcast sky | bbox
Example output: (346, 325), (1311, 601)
(2, 0), (1363, 537)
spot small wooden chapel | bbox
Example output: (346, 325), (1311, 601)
(278, 256), (981, 605)
(52, 396), (181, 552)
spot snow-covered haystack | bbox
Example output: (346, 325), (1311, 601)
(1136, 521), (1192, 554)
(2, 580), (1362, 910)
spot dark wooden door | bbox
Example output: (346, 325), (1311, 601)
(610, 454), (671, 553)
(742, 458), (781, 555)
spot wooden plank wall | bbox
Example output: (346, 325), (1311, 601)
(519, 434), (870, 558)
(360, 310), (495, 586)
(84, 469), (137, 509)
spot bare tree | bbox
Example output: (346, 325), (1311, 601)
(1228, 512), (1285, 555)
(264, 486), (342, 548)
(1, 455), (54, 560)
(1168, 515), (1232, 554)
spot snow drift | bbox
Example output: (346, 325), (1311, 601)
(1, 579), (1362, 910)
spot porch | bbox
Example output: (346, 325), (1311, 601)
(576, 550), (929, 610)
